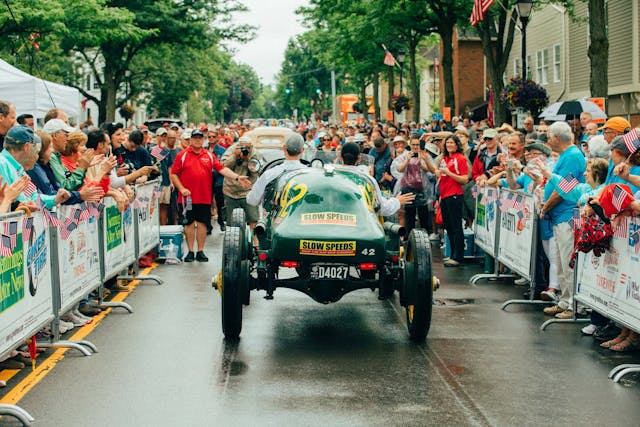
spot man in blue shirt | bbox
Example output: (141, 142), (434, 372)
(540, 122), (586, 318)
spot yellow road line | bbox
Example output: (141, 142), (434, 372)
(0, 264), (156, 405)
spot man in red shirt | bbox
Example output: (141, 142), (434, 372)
(171, 128), (251, 262)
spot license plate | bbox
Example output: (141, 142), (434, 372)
(310, 264), (349, 280)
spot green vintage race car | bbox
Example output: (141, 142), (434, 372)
(215, 162), (435, 342)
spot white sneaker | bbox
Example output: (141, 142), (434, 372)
(72, 309), (92, 323)
(62, 313), (88, 327)
(58, 319), (75, 333)
(581, 324), (597, 335)
(429, 233), (439, 241)
(514, 277), (529, 286)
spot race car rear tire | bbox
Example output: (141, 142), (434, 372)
(403, 229), (433, 342)
(222, 226), (243, 339)
(230, 208), (248, 259)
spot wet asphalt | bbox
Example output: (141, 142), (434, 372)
(5, 229), (640, 426)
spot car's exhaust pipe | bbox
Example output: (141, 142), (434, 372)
(254, 220), (267, 237)
(383, 221), (405, 238)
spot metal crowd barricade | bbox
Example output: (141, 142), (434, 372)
(571, 214), (640, 382)
(117, 180), (163, 285)
(0, 211), (47, 425)
(469, 186), (517, 285)
(496, 190), (549, 309)
(97, 197), (135, 312)
(40, 204), (100, 356)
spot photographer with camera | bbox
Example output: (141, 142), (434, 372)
(397, 135), (432, 238)
(221, 135), (260, 231)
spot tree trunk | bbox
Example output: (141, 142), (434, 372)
(103, 63), (117, 122)
(359, 84), (367, 122)
(373, 72), (380, 122)
(439, 25), (455, 114)
(409, 41), (420, 122)
(477, 9), (517, 127)
(588, 0), (608, 98)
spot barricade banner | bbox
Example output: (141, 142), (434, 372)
(473, 186), (499, 257)
(575, 215), (640, 332)
(0, 211), (53, 358)
(496, 190), (536, 278)
(135, 181), (160, 256)
(56, 204), (101, 311)
(101, 198), (136, 280)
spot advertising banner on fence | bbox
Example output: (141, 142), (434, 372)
(56, 204), (101, 311)
(136, 181), (160, 256)
(576, 216), (640, 332)
(102, 198), (136, 281)
(0, 212), (53, 358)
(473, 186), (499, 257)
(497, 190), (536, 278)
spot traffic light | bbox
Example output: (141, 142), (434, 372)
(315, 88), (321, 94)
(285, 82), (293, 94)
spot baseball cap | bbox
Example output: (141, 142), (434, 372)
(140, 125), (149, 132)
(524, 141), (551, 156)
(599, 117), (631, 133)
(5, 125), (41, 145)
(191, 128), (204, 137)
(170, 122), (180, 130)
(156, 127), (168, 136)
(483, 128), (498, 139)
(181, 130), (191, 139)
(284, 133), (304, 155)
(392, 135), (405, 143)
(423, 142), (440, 156)
(42, 118), (75, 134)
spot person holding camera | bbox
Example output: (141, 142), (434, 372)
(171, 129), (251, 262)
(397, 135), (432, 237)
(220, 136), (260, 231)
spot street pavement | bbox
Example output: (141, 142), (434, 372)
(2, 228), (640, 426)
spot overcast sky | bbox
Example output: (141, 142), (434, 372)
(229, 0), (309, 87)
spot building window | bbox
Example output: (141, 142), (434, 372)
(85, 75), (91, 91)
(93, 78), (99, 90)
(536, 49), (549, 85)
(514, 58), (521, 77)
(526, 55), (532, 79)
(553, 44), (561, 82)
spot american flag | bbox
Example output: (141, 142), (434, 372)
(558, 174), (579, 194)
(60, 217), (77, 240)
(470, 0), (494, 26)
(383, 49), (396, 67)
(43, 209), (61, 228)
(22, 216), (34, 242)
(505, 192), (515, 210)
(71, 207), (83, 225)
(512, 194), (525, 211)
(631, 229), (640, 254)
(613, 218), (628, 239)
(0, 235), (11, 256)
(612, 184), (633, 212)
(4, 221), (18, 248)
(570, 209), (583, 231)
(622, 130), (639, 154)
(150, 145), (170, 161)
(78, 202), (92, 222)
(23, 178), (37, 198)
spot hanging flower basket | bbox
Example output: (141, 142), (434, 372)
(391, 94), (411, 114)
(500, 77), (549, 118)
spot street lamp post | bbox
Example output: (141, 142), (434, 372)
(516, 0), (533, 79)
(398, 50), (406, 94)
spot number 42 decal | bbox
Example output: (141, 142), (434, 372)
(361, 248), (375, 256)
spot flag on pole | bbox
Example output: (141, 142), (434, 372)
(23, 178), (37, 198)
(613, 218), (628, 239)
(151, 145), (170, 161)
(558, 174), (579, 194)
(4, 221), (18, 248)
(622, 130), (640, 155)
(43, 209), (61, 228)
(382, 44), (397, 67)
(60, 218), (77, 241)
(79, 202), (92, 222)
(470, 0), (495, 26)
(612, 184), (634, 212)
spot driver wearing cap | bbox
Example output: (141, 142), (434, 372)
(247, 133), (307, 207)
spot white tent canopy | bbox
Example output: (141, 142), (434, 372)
(0, 58), (81, 120)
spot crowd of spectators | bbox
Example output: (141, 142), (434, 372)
(2, 97), (640, 374)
